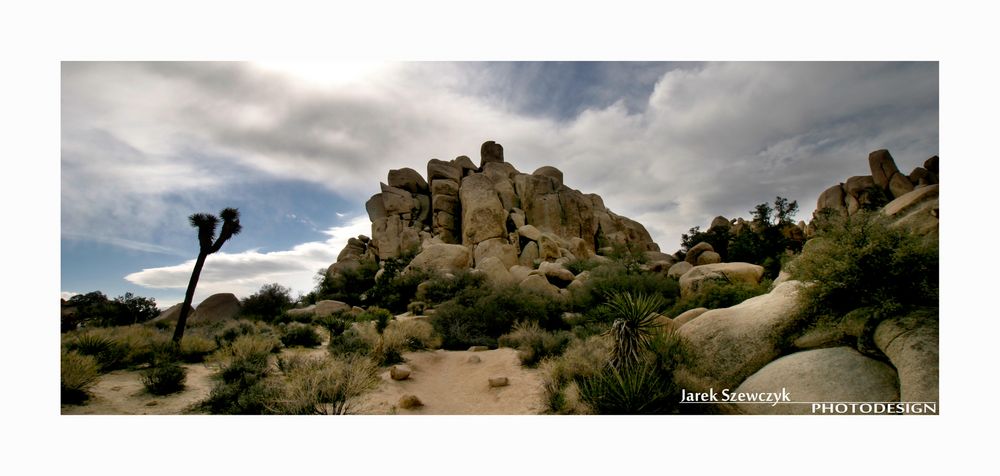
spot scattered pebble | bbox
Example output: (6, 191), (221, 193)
(145, 401), (158, 407)
(467, 356), (482, 364)
(390, 365), (411, 381)
(488, 377), (509, 388)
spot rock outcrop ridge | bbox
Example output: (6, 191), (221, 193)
(328, 140), (660, 285)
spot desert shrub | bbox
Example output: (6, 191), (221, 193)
(210, 319), (279, 347)
(178, 334), (218, 363)
(141, 359), (187, 395)
(328, 327), (372, 357)
(64, 291), (159, 329)
(64, 333), (128, 372)
(570, 264), (679, 322)
(604, 242), (649, 273)
(603, 291), (667, 369)
(576, 329), (687, 415)
(366, 251), (430, 313)
(576, 361), (673, 414)
(431, 285), (566, 350)
(198, 334), (283, 414)
(61, 351), (99, 404)
(277, 354), (380, 415)
(668, 279), (771, 316)
(240, 283), (294, 322)
(407, 301), (427, 315)
(63, 326), (172, 371)
(315, 311), (351, 338)
(788, 211), (938, 323)
(416, 270), (487, 306)
(315, 258), (380, 306)
(498, 321), (574, 367)
(538, 336), (611, 414)
(565, 258), (602, 276)
(280, 323), (323, 348)
(384, 319), (441, 352)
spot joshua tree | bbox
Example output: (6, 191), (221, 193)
(172, 207), (242, 344)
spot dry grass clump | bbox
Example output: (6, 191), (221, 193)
(61, 350), (100, 404)
(276, 354), (380, 414)
(538, 336), (611, 414)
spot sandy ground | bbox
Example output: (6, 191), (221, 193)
(61, 363), (216, 415)
(354, 348), (545, 415)
(62, 332), (545, 415)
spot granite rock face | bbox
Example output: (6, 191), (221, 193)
(328, 140), (660, 279)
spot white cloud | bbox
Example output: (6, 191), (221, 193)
(124, 215), (371, 305)
(65, 62), (937, 292)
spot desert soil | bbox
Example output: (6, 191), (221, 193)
(354, 348), (544, 415)
(61, 363), (216, 415)
(62, 346), (544, 415)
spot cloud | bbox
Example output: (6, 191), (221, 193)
(124, 215), (371, 304)
(65, 61), (937, 297)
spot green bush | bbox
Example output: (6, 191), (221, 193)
(570, 264), (678, 323)
(431, 285), (566, 349)
(64, 291), (159, 329)
(576, 330), (687, 415)
(416, 270), (487, 306)
(240, 283), (294, 322)
(64, 333), (128, 372)
(499, 321), (574, 367)
(315, 259), (380, 306)
(61, 351), (99, 404)
(280, 323), (322, 348)
(141, 360), (187, 395)
(315, 311), (351, 338)
(668, 279), (771, 316)
(576, 361), (674, 414)
(788, 211), (938, 323)
(565, 258), (602, 276)
(407, 301), (427, 315)
(328, 327), (372, 357)
(210, 320), (278, 347)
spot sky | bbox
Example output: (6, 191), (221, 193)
(61, 61), (939, 308)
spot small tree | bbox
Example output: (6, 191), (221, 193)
(172, 208), (242, 344)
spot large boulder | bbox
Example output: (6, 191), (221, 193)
(480, 140), (504, 168)
(427, 158), (462, 183)
(675, 281), (804, 392)
(868, 149), (900, 190)
(874, 312), (938, 406)
(678, 262), (764, 298)
(667, 261), (693, 279)
(517, 224), (542, 242)
(314, 300), (351, 318)
(459, 174), (507, 245)
(151, 302), (195, 324)
(684, 242), (715, 265)
(406, 243), (473, 275)
(672, 307), (709, 328)
(732, 347), (900, 415)
(476, 256), (516, 286)
(365, 194), (387, 221)
(519, 274), (561, 299)
(379, 183), (416, 215)
(532, 166), (564, 188)
(388, 167), (429, 194)
(888, 172), (915, 199)
(474, 237), (518, 269)
(816, 184), (846, 214)
(538, 261), (576, 287)
(191, 293), (241, 324)
(882, 184), (939, 236)
(696, 250), (722, 265)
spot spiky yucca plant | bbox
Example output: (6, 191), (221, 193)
(602, 291), (665, 369)
(172, 207), (242, 344)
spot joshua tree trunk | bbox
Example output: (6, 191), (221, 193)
(172, 250), (208, 344)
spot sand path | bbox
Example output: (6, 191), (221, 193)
(355, 348), (544, 415)
(61, 363), (215, 415)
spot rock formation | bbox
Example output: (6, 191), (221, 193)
(813, 150), (939, 224)
(327, 140), (660, 288)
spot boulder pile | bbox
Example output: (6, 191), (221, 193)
(327, 140), (661, 295)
